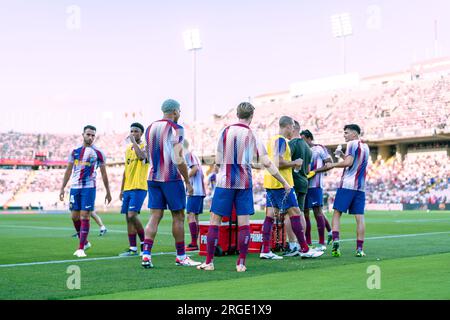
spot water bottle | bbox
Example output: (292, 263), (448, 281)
(335, 144), (343, 157)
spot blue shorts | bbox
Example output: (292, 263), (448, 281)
(121, 189), (147, 214)
(210, 187), (254, 217)
(333, 188), (366, 215)
(186, 196), (205, 214)
(305, 187), (324, 209)
(69, 188), (96, 212)
(266, 188), (298, 211)
(147, 180), (186, 211)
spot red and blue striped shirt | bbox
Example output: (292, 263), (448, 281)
(145, 119), (184, 182)
(68, 145), (105, 189)
(309, 144), (331, 189)
(339, 140), (370, 192)
(185, 151), (206, 196)
(215, 123), (266, 189)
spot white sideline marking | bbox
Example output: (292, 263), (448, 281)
(0, 251), (177, 268)
(0, 231), (449, 269)
(340, 231), (450, 242)
(0, 224), (171, 235)
(394, 219), (450, 223)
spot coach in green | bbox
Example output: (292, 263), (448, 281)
(284, 120), (312, 256)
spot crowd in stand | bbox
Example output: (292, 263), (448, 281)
(0, 169), (29, 199)
(1, 75), (449, 208)
(363, 152), (449, 205)
(0, 148), (448, 208)
(187, 75), (450, 152)
(0, 132), (126, 162)
(1, 76), (449, 161)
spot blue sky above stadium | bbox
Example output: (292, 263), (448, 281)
(0, 0), (449, 134)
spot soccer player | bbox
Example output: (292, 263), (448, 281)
(324, 124), (370, 257)
(92, 212), (108, 236)
(206, 165), (218, 196)
(119, 122), (149, 256)
(197, 103), (294, 272)
(260, 117), (323, 260)
(140, 99), (200, 268)
(281, 120), (312, 256)
(183, 139), (206, 251)
(71, 211), (107, 237)
(59, 125), (112, 258)
(301, 129), (333, 250)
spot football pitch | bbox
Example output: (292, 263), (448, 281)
(0, 210), (449, 300)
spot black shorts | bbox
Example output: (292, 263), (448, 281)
(295, 191), (306, 211)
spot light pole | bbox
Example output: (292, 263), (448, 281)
(331, 13), (353, 74)
(183, 29), (202, 122)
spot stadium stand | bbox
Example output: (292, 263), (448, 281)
(1, 71), (449, 209)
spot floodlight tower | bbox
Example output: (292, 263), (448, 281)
(331, 13), (353, 74)
(183, 29), (202, 122)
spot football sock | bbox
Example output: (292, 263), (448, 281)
(357, 240), (364, 251)
(143, 239), (154, 255)
(206, 225), (219, 264)
(262, 216), (274, 253)
(316, 214), (326, 245)
(79, 219), (90, 250)
(73, 219), (81, 238)
(137, 229), (145, 242)
(128, 233), (137, 248)
(305, 214), (312, 245)
(189, 222), (198, 245)
(290, 215), (309, 253)
(332, 231), (340, 242)
(237, 225), (250, 266)
(176, 241), (186, 259)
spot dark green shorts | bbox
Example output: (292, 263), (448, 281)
(295, 191), (306, 211)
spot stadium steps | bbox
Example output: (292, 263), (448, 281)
(4, 171), (36, 207)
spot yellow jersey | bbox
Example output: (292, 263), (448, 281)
(123, 142), (149, 191)
(263, 135), (294, 189)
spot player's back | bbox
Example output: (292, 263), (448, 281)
(145, 119), (184, 182)
(340, 140), (370, 191)
(309, 144), (330, 189)
(185, 151), (206, 196)
(215, 123), (262, 189)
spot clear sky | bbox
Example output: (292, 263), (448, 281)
(0, 0), (449, 134)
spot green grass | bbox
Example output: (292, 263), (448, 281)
(1, 210), (450, 300)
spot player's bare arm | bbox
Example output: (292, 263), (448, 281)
(314, 158), (333, 173)
(278, 155), (303, 169)
(100, 164), (112, 204)
(129, 134), (147, 161)
(327, 155), (354, 169)
(188, 165), (198, 178)
(251, 163), (263, 169)
(119, 170), (126, 201)
(59, 162), (74, 201)
(174, 143), (193, 195)
(251, 153), (264, 169)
